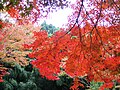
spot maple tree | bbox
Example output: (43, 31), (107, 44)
(25, 24), (120, 90)
(24, 0), (120, 90)
(0, 0), (69, 23)
(0, 20), (12, 82)
(0, 0), (120, 90)
(0, 22), (41, 66)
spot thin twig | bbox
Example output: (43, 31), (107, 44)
(55, 0), (84, 42)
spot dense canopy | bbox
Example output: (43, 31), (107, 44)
(0, 0), (120, 90)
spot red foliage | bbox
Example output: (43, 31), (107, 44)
(25, 23), (120, 89)
(0, 21), (12, 51)
(100, 82), (114, 90)
(7, 7), (19, 19)
(1, 0), (120, 89)
(70, 77), (84, 90)
(0, 21), (12, 82)
(0, 65), (8, 82)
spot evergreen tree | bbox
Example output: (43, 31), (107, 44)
(41, 21), (59, 36)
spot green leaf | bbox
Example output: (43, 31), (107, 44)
(9, 78), (18, 87)
(4, 81), (14, 90)
(18, 82), (26, 90)
(0, 3), (4, 10)
(3, 0), (7, 3)
(56, 79), (63, 86)
(26, 80), (37, 90)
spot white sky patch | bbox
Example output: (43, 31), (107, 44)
(37, 8), (73, 27)
(0, 12), (16, 24)
(36, 0), (76, 27)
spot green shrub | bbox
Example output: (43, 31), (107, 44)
(0, 63), (73, 90)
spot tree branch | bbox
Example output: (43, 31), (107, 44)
(55, 0), (84, 41)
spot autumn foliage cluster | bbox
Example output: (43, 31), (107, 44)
(0, 23), (40, 66)
(0, 0), (120, 90)
(24, 23), (120, 89)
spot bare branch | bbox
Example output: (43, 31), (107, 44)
(55, 0), (84, 41)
